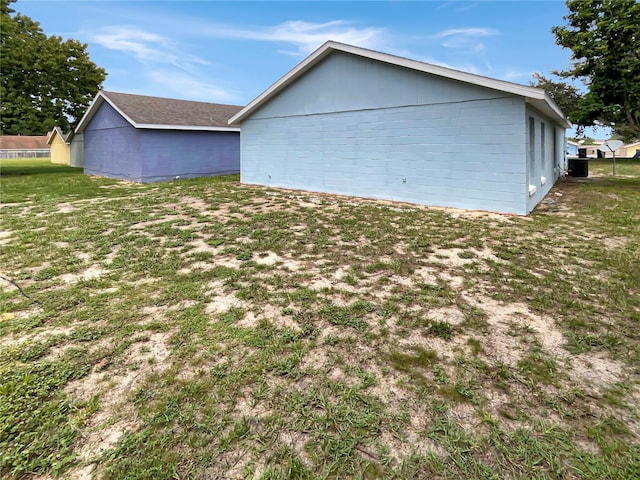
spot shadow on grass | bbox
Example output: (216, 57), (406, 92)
(565, 176), (640, 190)
(0, 163), (81, 177)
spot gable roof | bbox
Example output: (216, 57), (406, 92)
(0, 135), (49, 150)
(47, 126), (70, 145)
(76, 91), (242, 134)
(229, 41), (572, 129)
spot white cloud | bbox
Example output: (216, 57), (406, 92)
(501, 70), (535, 82)
(416, 55), (483, 75)
(147, 71), (237, 103)
(432, 27), (499, 53)
(89, 25), (208, 70)
(199, 19), (388, 56)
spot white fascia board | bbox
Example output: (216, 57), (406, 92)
(526, 98), (572, 129)
(99, 93), (138, 128)
(136, 124), (240, 132)
(75, 91), (135, 133)
(230, 40), (569, 127)
(229, 43), (332, 126)
(336, 42), (546, 99)
(74, 95), (99, 134)
(46, 127), (62, 145)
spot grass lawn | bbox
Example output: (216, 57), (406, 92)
(1, 157), (639, 479)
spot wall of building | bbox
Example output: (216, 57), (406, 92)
(70, 134), (84, 167)
(140, 130), (239, 183)
(83, 101), (239, 183)
(49, 135), (70, 165)
(83, 102), (143, 181)
(525, 105), (567, 213)
(241, 52), (531, 214)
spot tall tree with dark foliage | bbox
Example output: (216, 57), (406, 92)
(553, 0), (640, 141)
(0, 0), (106, 135)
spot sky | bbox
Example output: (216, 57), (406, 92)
(17, 0), (606, 136)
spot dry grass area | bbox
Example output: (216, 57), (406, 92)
(1, 158), (639, 479)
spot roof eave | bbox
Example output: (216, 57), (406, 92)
(229, 40), (572, 129)
(229, 41), (335, 126)
(136, 124), (240, 132)
(527, 97), (572, 129)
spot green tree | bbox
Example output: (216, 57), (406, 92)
(530, 73), (581, 122)
(0, 0), (106, 135)
(552, 0), (640, 142)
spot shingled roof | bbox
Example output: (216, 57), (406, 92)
(0, 135), (49, 150)
(76, 91), (242, 133)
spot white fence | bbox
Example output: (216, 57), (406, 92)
(0, 149), (50, 159)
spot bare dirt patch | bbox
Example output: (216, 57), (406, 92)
(427, 306), (466, 326)
(65, 332), (173, 468)
(60, 266), (108, 284)
(206, 295), (251, 315)
(570, 351), (625, 388)
(464, 295), (567, 365)
(0, 230), (13, 245)
(57, 202), (78, 214)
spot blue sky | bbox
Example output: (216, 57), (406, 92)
(19, 0), (602, 136)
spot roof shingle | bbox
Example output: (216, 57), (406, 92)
(102, 91), (242, 128)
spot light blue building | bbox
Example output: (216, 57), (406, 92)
(566, 140), (580, 158)
(230, 41), (571, 215)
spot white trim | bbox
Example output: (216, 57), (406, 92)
(229, 40), (572, 128)
(135, 124), (240, 132)
(540, 176), (547, 186)
(75, 91), (112, 133)
(528, 185), (537, 197)
(47, 126), (68, 145)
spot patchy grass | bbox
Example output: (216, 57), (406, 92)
(1, 157), (639, 479)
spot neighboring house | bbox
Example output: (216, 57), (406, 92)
(47, 127), (71, 165)
(619, 141), (640, 158)
(69, 132), (84, 167)
(581, 143), (606, 158)
(566, 140), (580, 157)
(0, 135), (49, 159)
(75, 91), (242, 183)
(230, 41), (571, 215)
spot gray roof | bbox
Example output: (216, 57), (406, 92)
(76, 90), (242, 133)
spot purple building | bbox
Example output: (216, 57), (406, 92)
(75, 91), (242, 183)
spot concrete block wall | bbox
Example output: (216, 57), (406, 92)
(239, 50), (546, 214)
(526, 105), (567, 213)
(242, 96), (530, 214)
(83, 102), (143, 181)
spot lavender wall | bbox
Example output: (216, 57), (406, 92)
(83, 101), (240, 183)
(84, 102), (142, 181)
(140, 130), (239, 183)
